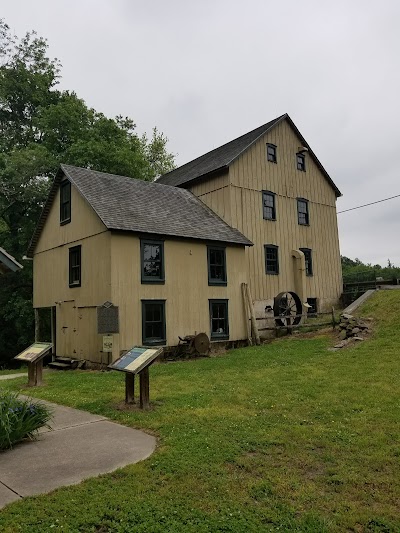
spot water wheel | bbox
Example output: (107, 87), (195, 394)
(273, 291), (303, 327)
(194, 333), (210, 355)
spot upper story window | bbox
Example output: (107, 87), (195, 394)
(297, 153), (306, 171)
(207, 246), (227, 286)
(297, 198), (309, 225)
(300, 247), (313, 276)
(209, 299), (229, 340)
(69, 245), (81, 287)
(266, 143), (277, 163)
(141, 239), (165, 284)
(264, 244), (279, 275)
(60, 180), (71, 225)
(262, 191), (276, 220)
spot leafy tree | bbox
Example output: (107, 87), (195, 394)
(0, 20), (175, 365)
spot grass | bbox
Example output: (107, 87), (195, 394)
(0, 291), (399, 532)
(0, 367), (27, 375)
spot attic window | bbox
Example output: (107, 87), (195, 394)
(297, 153), (306, 171)
(60, 180), (71, 225)
(266, 144), (277, 163)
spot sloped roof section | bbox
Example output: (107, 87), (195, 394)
(157, 115), (285, 187)
(27, 165), (252, 257)
(157, 113), (341, 197)
(0, 247), (23, 274)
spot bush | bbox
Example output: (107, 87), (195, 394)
(0, 390), (52, 450)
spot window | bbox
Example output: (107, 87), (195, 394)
(60, 180), (71, 225)
(142, 300), (166, 345)
(264, 244), (279, 274)
(297, 198), (309, 225)
(209, 300), (229, 340)
(307, 298), (317, 316)
(207, 246), (227, 286)
(300, 248), (313, 276)
(69, 245), (81, 287)
(262, 191), (276, 220)
(297, 153), (306, 171)
(266, 143), (277, 163)
(141, 239), (164, 283)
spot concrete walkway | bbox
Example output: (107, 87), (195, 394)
(0, 398), (156, 509)
(0, 373), (28, 381)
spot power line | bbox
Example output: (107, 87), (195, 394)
(337, 193), (400, 214)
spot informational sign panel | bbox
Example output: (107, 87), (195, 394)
(109, 346), (162, 375)
(103, 335), (113, 353)
(14, 342), (52, 363)
(97, 302), (119, 334)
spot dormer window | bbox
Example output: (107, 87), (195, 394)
(266, 144), (277, 163)
(60, 180), (71, 225)
(296, 153), (306, 171)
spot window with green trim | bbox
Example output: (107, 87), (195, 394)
(60, 180), (71, 225)
(297, 198), (309, 225)
(264, 244), (279, 275)
(262, 191), (276, 220)
(69, 245), (81, 287)
(209, 300), (229, 340)
(207, 246), (227, 286)
(300, 248), (313, 276)
(141, 239), (165, 284)
(142, 300), (166, 345)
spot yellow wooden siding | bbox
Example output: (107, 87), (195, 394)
(35, 181), (107, 254)
(225, 119), (341, 311)
(189, 172), (232, 224)
(110, 234), (248, 360)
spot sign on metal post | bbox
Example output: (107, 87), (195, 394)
(97, 301), (119, 334)
(102, 335), (113, 353)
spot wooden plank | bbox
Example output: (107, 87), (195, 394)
(139, 367), (150, 410)
(125, 373), (135, 404)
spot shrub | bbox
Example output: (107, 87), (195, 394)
(0, 390), (52, 450)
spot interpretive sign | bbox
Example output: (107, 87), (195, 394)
(14, 342), (52, 387)
(14, 342), (52, 363)
(109, 346), (163, 409)
(97, 302), (119, 334)
(109, 346), (162, 375)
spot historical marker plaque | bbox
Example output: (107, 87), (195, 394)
(14, 342), (52, 387)
(109, 346), (162, 375)
(14, 342), (52, 363)
(109, 346), (163, 409)
(97, 302), (119, 334)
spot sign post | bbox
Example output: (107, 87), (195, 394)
(109, 346), (162, 409)
(14, 342), (52, 387)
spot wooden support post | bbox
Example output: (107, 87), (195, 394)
(139, 367), (150, 410)
(241, 283), (252, 345)
(125, 373), (135, 404)
(27, 363), (36, 387)
(35, 360), (43, 386)
(34, 308), (40, 342)
(245, 283), (261, 345)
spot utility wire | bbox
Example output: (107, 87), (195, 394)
(337, 193), (400, 214)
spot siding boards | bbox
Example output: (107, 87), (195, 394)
(225, 119), (341, 309)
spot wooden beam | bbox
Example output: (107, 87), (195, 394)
(245, 283), (261, 345)
(139, 367), (150, 410)
(125, 373), (135, 404)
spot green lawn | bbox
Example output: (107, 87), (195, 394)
(1, 291), (399, 532)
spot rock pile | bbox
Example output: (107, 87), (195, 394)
(331, 313), (371, 349)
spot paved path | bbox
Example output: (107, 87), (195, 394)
(0, 398), (156, 509)
(0, 373), (28, 381)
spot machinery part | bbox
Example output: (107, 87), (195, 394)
(273, 291), (303, 327)
(194, 332), (210, 355)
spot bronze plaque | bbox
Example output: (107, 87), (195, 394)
(97, 304), (119, 334)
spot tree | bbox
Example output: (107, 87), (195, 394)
(0, 20), (175, 365)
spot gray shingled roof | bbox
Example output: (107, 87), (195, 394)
(27, 165), (252, 256)
(157, 113), (342, 197)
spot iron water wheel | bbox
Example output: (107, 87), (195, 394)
(273, 291), (303, 327)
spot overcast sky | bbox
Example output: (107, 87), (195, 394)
(3, 0), (400, 266)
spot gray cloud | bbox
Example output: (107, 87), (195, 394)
(3, 0), (400, 264)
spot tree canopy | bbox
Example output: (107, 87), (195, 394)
(0, 20), (175, 365)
